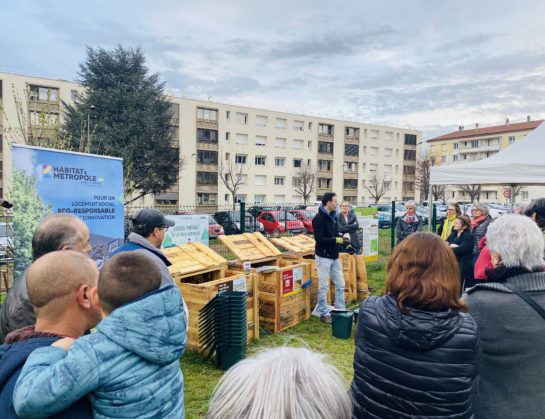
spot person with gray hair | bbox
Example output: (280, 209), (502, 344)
(523, 198), (545, 231)
(395, 200), (423, 244)
(470, 203), (491, 256)
(0, 214), (92, 342)
(465, 214), (545, 419)
(206, 347), (351, 419)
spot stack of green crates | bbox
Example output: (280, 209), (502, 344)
(199, 291), (247, 371)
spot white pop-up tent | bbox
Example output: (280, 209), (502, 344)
(428, 120), (545, 227)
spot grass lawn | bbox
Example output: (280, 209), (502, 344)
(181, 256), (388, 418)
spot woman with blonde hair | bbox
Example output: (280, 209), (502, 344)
(437, 202), (461, 240)
(351, 232), (479, 418)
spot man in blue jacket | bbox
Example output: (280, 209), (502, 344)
(312, 192), (346, 324)
(0, 251), (101, 418)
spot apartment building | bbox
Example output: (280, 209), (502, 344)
(427, 118), (544, 203)
(0, 71), (421, 207)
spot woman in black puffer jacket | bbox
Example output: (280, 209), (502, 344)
(351, 232), (479, 419)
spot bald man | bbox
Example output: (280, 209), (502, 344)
(0, 214), (92, 342)
(0, 251), (99, 418)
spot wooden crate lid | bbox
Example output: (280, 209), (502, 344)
(271, 234), (315, 255)
(163, 242), (227, 276)
(219, 232), (282, 262)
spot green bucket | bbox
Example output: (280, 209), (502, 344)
(353, 307), (360, 325)
(331, 310), (353, 339)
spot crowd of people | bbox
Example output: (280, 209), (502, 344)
(1, 196), (545, 418)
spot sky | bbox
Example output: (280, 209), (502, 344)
(2, 0), (545, 139)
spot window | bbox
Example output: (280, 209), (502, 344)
(275, 137), (287, 148)
(370, 130), (379, 140)
(275, 157), (285, 167)
(318, 141), (333, 154)
(235, 133), (248, 145)
(293, 120), (304, 131)
(369, 163), (378, 172)
(308, 122), (312, 130)
(403, 182), (415, 192)
(197, 107), (218, 122)
(384, 148), (393, 157)
(344, 196), (357, 204)
(369, 147), (379, 157)
(197, 193), (217, 206)
(307, 140), (312, 149)
(226, 111), (231, 120)
(293, 139), (304, 150)
(343, 179), (357, 189)
(318, 178), (332, 189)
(319, 123), (334, 135)
(402, 165), (415, 175)
(29, 85), (59, 103)
(235, 195), (247, 203)
(470, 140), (479, 148)
(383, 181), (391, 189)
(344, 162), (357, 172)
(255, 156), (267, 166)
(453, 155), (459, 162)
(404, 134), (417, 145)
(274, 195), (286, 203)
(256, 115), (268, 126)
(441, 155), (447, 163)
(275, 118), (287, 129)
(509, 136), (516, 144)
(345, 127), (359, 137)
(293, 159), (302, 168)
(70, 89), (79, 101)
(384, 131), (394, 141)
(522, 191), (529, 200)
(318, 160), (332, 171)
(29, 111), (59, 126)
(225, 152), (230, 161)
(404, 150), (416, 161)
(255, 135), (267, 147)
(384, 164), (392, 174)
(292, 177), (301, 187)
(255, 194), (266, 203)
(454, 142), (459, 149)
(255, 175), (266, 186)
(197, 150), (218, 164)
(274, 176), (285, 186)
(197, 171), (218, 185)
(345, 144), (359, 156)
(197, 128), (218, 143)
(226, 132), (230, 141)
(235, 154), (247, 164)
(236, 113), (248, 124)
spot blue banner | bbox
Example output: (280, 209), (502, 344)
(13, 144), (124, 276)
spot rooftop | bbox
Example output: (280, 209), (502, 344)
(428, 119), (543, 142)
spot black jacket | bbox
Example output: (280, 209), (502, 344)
(337, 212), (361, 251)
(0, 270), (34, 343)
(396, 214), (423, 244)
(472, 216), (491, 255)
(447, 230), (475, 281)
(312, 208), (339, 259)
(351, 294), (479, 419)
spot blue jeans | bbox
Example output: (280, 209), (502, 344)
(315, 256), (346, 316)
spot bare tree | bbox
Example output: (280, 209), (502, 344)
(293, 163), (315, 204)
(457, 184), (482, 203)
(432, 185), (447, 201)
(415, 158), (431, 199)
(364, 172), (390, 204)
(219, 159), (248, 210)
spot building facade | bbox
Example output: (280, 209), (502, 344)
(0, 71), (421, 207)
(427, 119), (544, 203)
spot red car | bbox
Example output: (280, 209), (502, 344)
(208, 215), (225, 239)
(257, 211), (306, 236)
(289, 210), (316, 234)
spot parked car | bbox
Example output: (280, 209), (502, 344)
(231, 213), (265, 233)
(369, 204), (404, 220)
(416, 206), (429, 224)
(208, 215), (225, 239)
(257, 211), (306, 236)
(435, 205), (448, 221)
(377, 212), (391, 229)
(289, 210), (316, 233)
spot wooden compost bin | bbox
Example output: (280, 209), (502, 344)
(220, 233), (311, 333)
(163, 243), (259, 353)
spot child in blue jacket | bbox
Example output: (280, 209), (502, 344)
(13, 252), (187, 419)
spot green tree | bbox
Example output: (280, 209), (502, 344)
(12, 170), (52, 277)
(63, 45), (181, 202)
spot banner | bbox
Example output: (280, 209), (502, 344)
(13, 144), (124, 276)
(162, 214), (209, 247)
(353, 207), (379, 262)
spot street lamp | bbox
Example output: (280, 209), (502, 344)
(87, 105), (95, 143)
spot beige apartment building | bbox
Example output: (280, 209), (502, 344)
(427, 118), (544, 203)
(0, 71), (421, 207)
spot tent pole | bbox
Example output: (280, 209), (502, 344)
(427, 187), (433, 232)
(510, 184), (516, 214)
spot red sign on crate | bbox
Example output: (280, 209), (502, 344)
(282, 270), (294, 295)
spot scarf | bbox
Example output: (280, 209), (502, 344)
(4, 325), (65, 344)
(471, 215), (488, 229)
(441, 214), (457, 240)
(402, 214), (416, 224)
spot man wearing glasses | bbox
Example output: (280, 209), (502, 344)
(113, 208), (176, 287)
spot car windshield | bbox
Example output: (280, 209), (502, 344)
(395, 204), (405, 211)
(276, 212), (297, 221)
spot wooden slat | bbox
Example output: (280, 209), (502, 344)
(271, 235), (315, 255)
(165, 242), (227, 277)
(219, 232), (282, 262)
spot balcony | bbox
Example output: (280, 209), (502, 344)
(343, 171), (358, 179)
(196, 142), (218, 151)
(196, 119), (218, 129)
(344, 136), (359, 145)
(195, 184), (218, 193)
(344, 154), (359, 162)
(196, 163), (218, 172)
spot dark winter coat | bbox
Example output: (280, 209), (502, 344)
(447, 229), (475, 283)
(471, 216), (491, 255)
(337, 212), (361, 251)
(464, 269), (545, 419)
(395, 214), (423, 244)
(312, 206), (339, 259)
(0, 270), (34, 344)
(351, 294), (479, 419)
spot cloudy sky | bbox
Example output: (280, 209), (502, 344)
(2, 0), (545, 138)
